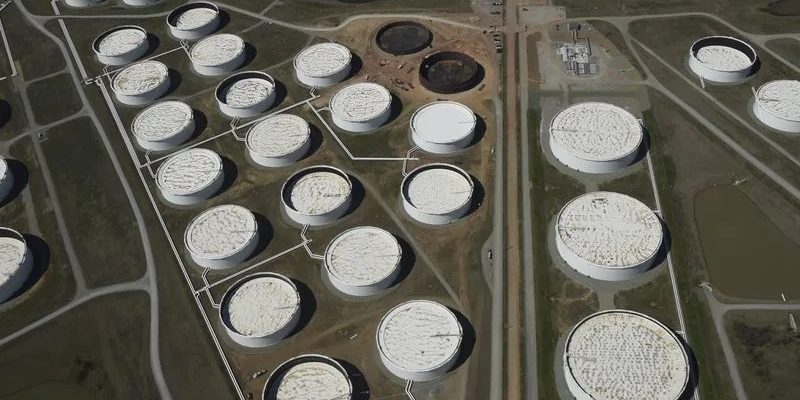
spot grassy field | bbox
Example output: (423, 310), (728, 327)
(2, 4), (64, 80)
(26, 73), (82, 126)
(587, 19), (646, 80)
(726, 310), (800, 400)
(614, 269), (679, 328)
(765, 38), (800, 68)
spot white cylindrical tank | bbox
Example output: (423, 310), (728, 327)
(294, 42), (352, 88)
(0, 156), (12, 203)
(190, 33), (246, 76)
(401, 163), (474, 225)
(564, 310), (690, 400)
(122, 0), (162, 6)
(282, 166), (353, 226)
(411, 101), (477, 154)
(549, 102), (644, 174)
(166, 2), (221, 40)
(688, 36), (757, 84)
(184, 204), (259, 269)
(131, 101), (194, 151)
(329, 83), (392, 133)
(156, 148), (224, 206)
(63, 0), (103, 7)
(92, 25), (148, 66)
(752, 80), (800, 133)
(111, 60), (170, 106)
(0, 228), (34, 303)
(377, 300), (464, 381)
(263, 354), (353, 400)
(246, 114), (311, 167)
(324, 226), (402, 296)
(220, 272), (301, 348)
(556, 191), (664, 281)
(215, 71), (277, 118)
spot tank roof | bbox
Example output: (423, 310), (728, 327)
(294, 42), (352, 78)
(112, 60), (168, 96)
(223, 274), (300, 337)
(190, 33), (245, 67)
(132, 101), (193, 142)
(95, 27), (146, 56)
(185, 205), (257, 260)
(224, 77), (274, 108)
(406, 165), (473, 214)
(694, 45), (752, 72)
(411, 101), (476, 145)
(156, 148), (222, 196)
(377, 300), (462, 372)
(0, 234), (26, 288)
(755, 80), (800, 122)
(330, 83), (392, 122)
(287, 169), (351, 216)
(550, 102), (643, 162)
(324, 226), (402, 287)
(246, 114), (310, 157)
(557, 191), (663, 269)
(565, 310), (690, 400)
(272, 359), (351, 399)
(174, 7), (218, 30)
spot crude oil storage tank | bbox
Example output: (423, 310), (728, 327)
(246, 114), (311, 167)
(263, 354), (353, 400)
(419, 51), (482, 94)
(220, 272), (301, 348)
(122, 0), (162, 6)
(294, 42), (352, 88)
(63, 0), (102, 6)
(131, 100), (195, 151)
(329, 82), (392, 133)
(401, 163), (474, 225)
(0, 228), (33, 303)
(752, 80), (800, 133)
(375, 21), (433, 56)
(555, 191), (664, 281)
(688, 36), (757, 84)
(111, 60), (170, 106)
(377, 300), (464, 381)
(410, 101), (477, 154)
(156, 148), (224, 206)
(184, 204), (259, 269)
(190, 33), (246, 76)
(324, 226), (402, 296)
(564, 310), (690, 400)
(215, 71), (277, 118)
(548, 102), (644, 174)
(166, 2), (221, 40)
(92, 25), (149, 66)
(282, 166), (353, 226)
(0, 156), (12, 203)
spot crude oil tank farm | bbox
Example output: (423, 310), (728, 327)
(0, 227), (34, 303)
(293, 42), (352, 88)
(752, 80), (800, 133)
(185, 204), (259, 269)
(324, 226), (402, 296)
(411, 101), (477, 154)
(548, 102), (644, 173)
(330, 82), (392, 132)
(111, 60), (170, 106)
(190, 33), (246, 76)
(166, 2), (221, 40)
(688, 36), (757, 84)
(263, 354), (352, 400)
(282, 166), (353, 226)
(419, 51), (482, 94)
(156, 148), (224, 205)
(92, 25), (148, 66)
(131, 100), (195, 151)
(63, 0), (102, 7)
(0, 156), (12, 202)
(377, 300), (464, 381)
(246, 114), (311, 167)
(402, 163), (474, 225)
(556, 191), (664, 281)
(220, 272), (301, 348)
(215, 71), (277, 118)
(563, 310), (690, 400)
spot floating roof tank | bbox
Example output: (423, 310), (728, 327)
(0, 156), (12, 203)
(324, 226), (402, 296)
(329, 83), (392, 133)
(111, 60), (171, 106)
(246, 114), (311, 167)
(564, 310), (690, 400)
(92, 25), (149, 66)
(63, 0), (103, 7)
(410, 101), (477, 154)
(190, 33), (246, 76)
(220, 272), (301, 348)
(184, 204), (259, 269)
(156, 148), (224, 206)
(549, 102), (644, 173)
(375, 21), (433, 56)
(166, 2), (221, 40)
(294, 42), (352, 88)
(281, 166), (353, 226)
(556, 191), (664, 281)
(401, 163), (474, 225)
(0, 228), (34, 303)
(122, 0), (163, 6)
(752, 80), (800, 133)
(215, 71), (277, 118)
(131, 100), (195, 151)
(688, 36), (757, 84)
(377, 300), (464, 381)
(263, 354), (353, 400)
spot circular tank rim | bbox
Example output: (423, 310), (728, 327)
(293, 42), (353, 78)
(753, 79), (800, 123)
(214, 71), (276, 109)
(262, 354), (354, 400)
(91, 24), (148, 56)
(280, 165), (353, 217)
(0, 227), (31, 267)
(166, 1), (220, 31)
(329, 82), (393, 123)
(418, 50), (481, 94)
(410, 100), (476, 145)
(155, 148), (224, 196)
(130, 100), (194, 144)
(245, 114), (311, 158)
(374, 20), (434, 56)
(689, 35), (757, 73)
(323, 226), (402, 287)
(190, 33), (245, 67)
(401, 163), (474, 216)
(111, 60), (169, 96)
(183, 204), (258, 261)
(218, 272), (301, 340)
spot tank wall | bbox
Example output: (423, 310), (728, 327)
(188, 230), (259, 269)
(562, 359), (593, 400)
(687, 53), (754, 84)
(284, 194), (352, 226)
(327, 265), (399, 296)
(401, 191), (472, 225)
(0, 170), (13, 202)
(114, 77), (171, 106)
(296, 65), (351, 88)
(379, 347), (459, 381)
(169, 17), (221, 40)
(193, 51), (246, 77)
(332, 109), (391, 133)
(96, 42), (149, 66)
(249, 140), (310, 168)
(412, 130), (475, 154)
(159, 172), (224, 206)
(0, 245), (33, 303)
(223, 306), (300, 348)
(549, 137), (639, 174)
(555, 230), (656, 281)
(217, 90), (276, 118)
(64, 0), (103, 7)
(122, 0), (162, 6)
(753, 101), (800, 133)
(135, 120), (194, 151)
